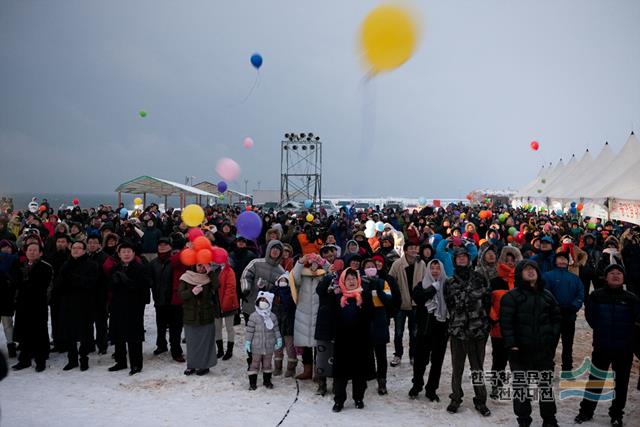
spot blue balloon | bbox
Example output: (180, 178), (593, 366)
(119, 207), (128, 219)
(218, 181), (227, 193)
(570, 201), (577, 208)
(236, 211), (262, 240)
(303, 199), (313, 209)
(556, 209), (563, 216)
(250, 53), (263, 69)
(570, 207), (577, 214)
(418, 197), (427, 205)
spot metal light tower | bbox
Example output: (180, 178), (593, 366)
(280, 132), (322, 204)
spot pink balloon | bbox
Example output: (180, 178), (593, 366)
(215, 157), (241, 181)
(243, 137), (254, 149)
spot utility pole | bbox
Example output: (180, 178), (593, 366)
(244, 179), (248, 194)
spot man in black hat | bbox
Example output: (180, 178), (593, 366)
(575, 264), (640, 427)
(149, 237), (185, 362)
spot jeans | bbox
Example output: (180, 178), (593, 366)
(393, 308), (416, 359)
(214, 315), (235, 343)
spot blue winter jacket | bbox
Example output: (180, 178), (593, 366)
(543, 267), (584, 313)
(530, 250), (556, 274)
(435, 238), (478, 277)
(585, 286), (640, 352)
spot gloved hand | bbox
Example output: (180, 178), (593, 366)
(275, 337), (283, 350)
(192, 285), (203, 295)
(244, 341), (251, 353)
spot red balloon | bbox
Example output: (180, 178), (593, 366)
(38, 205), (47, 212)
(530, 141), (539, 151)
(577, 203), (584, 212)
(196, 248), (212, 264)
(187, 227), (204, 242)
(180, 248), (197, 266)
(466, 194), (473, 201)
(193, 236), (212, 251)
(245, 205), (252, 211)
(72, 198), (79, 205)
(211, 247), (228, 264)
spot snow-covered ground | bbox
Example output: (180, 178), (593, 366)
(1, 307), (638, 427)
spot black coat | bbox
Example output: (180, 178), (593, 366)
(363, 276), (392, 345)
(412, 282), (448, 339)
(13, 260), (53, 344)
(149, 255), (173, 307)
(327, 286), (376, 380)
(0, 253), (18, 316)
(54, 254), (98, 343)
(585, 285), (640, 352)
(622, 242), (640, 297)
(87, 250), (109, 307)
(108, 260), (151, 342)
(500, 260), (561, 367)
(314, 274), (337, 341)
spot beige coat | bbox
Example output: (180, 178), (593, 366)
(389, 255), (427, 310)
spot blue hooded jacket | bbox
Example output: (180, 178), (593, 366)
(543, 267), (584, 313)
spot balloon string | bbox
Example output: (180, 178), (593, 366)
(239, 71), (260, 104)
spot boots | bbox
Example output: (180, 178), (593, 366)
(80, 357), (89, 371)
(263, 372), (274, 389)
(63, 359), (79, 371)
(377, 378), (388, 395)
(284, 360), (297, 378)
(249, 374), (258, 390)
(295, 363), (313, 380)
(216, 340), (224, 359)
(7, 343), (16, 358)
(222, 342), (234, 361)
(316, 377), (327, 396)
(273, 359), (283, 376)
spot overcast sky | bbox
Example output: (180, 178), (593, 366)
(1, 0), (639, 198)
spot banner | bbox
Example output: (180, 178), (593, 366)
(610, 199), (640, 225)
(581, 198), (608, 220)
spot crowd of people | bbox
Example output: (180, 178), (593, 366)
(1, 198), (639, 427)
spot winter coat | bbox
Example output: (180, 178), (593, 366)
(246, 311), (281, 355)
(273, 281), (296, 337)
(388, 255), (427, 311)
(141, 226), (163, 254)
(488, 246), (523, 338)
(54, 255), (98, 343)
(240, 240), (285, 315)
(315, 273), (337, 341)
(297, 233), (323, 255)
(530, 250), (556, 274)
(13, 260), (53, 344)
(435, 238), (478, 277)
(620, 230), (640, 296)
(328, 287), (376, 380)
(443, 268), (491, 340)
(229, 247), (257, 291)
(595, 249), (624, 290)
(108, 260), (151, 342)
(179, 272), (220, 326)
(150, 254), (174, 307)
(0, 253), (18, 315)
(169, 253), (186, 305)
(217, 264), (239, 316)
(585, 285), (640, 352)
(543, 267), (584, 315)
(412, 277), (447, 340)
(362, 276), (392, 345)
(500, 260), (561, 367)
(87, 250), (109, 308)
(292, 261), (326, 347)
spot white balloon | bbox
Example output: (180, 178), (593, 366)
(365, 220), (375, 230)
(364, 227), (376, 238)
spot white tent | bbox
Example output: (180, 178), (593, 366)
(517, 163), (550, 198)
(564, 142), (615, 199)
(540, 154), (578, 197)
(586, 132), (640, 198)
(547, 149), (593, 198)
(525, 158), (564, 197)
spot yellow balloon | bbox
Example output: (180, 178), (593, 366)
(182, 204), (205, 227)
(306, 214), (314, 222)
(460, 213), (466, 219)
(360, 5), (418, 73)
(133, 197), (143, 205)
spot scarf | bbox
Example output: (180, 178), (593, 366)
(561, 242), (576, 265)
(421, 260), (448, 322)
(497, 263), (516, 290)
(179, 270), (211, 286)
(602, 247), (621, 265)
(256, 307), (274, 329)
(338, 268), (363, 308)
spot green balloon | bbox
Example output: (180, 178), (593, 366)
(541, 178), (546, 184)
(588, 222), (596, 230)
(139, 110), (147, 118)
(537, 189), (542, 193)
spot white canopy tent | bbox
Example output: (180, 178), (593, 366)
(516, 163), (550, 198)
(547, 149), (593, 198)
(115, 175), (216, 208)
(564, 142), (615, 200)
(586, 132), (640, 198)
(540, 154), (579, 198)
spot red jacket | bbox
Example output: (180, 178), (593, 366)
(218, 263), (239, 315)
(170, 253), (187, 305)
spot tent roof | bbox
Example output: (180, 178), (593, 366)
(547, 149), (593, 198)
(115, 176), (215, 197)
(522, 159), (565, 197)
(565, 142), (615, 199)
(517, 164), (547, 197)
(540, 154), (578, 197)
(587, 132), (640, 198)
(193, 181), (251, 198)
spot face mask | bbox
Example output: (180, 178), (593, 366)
(147, 222), (154, 227)
(364, 267), (377, 277)
(258, 301), (269, 310)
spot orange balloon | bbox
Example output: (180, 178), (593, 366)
(193, 236), (212, 251)
(180, 248), (197, 266)
(211, 247), (228, 264)
(577, 203), (584, 212)
(196, 248), (212, 264)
